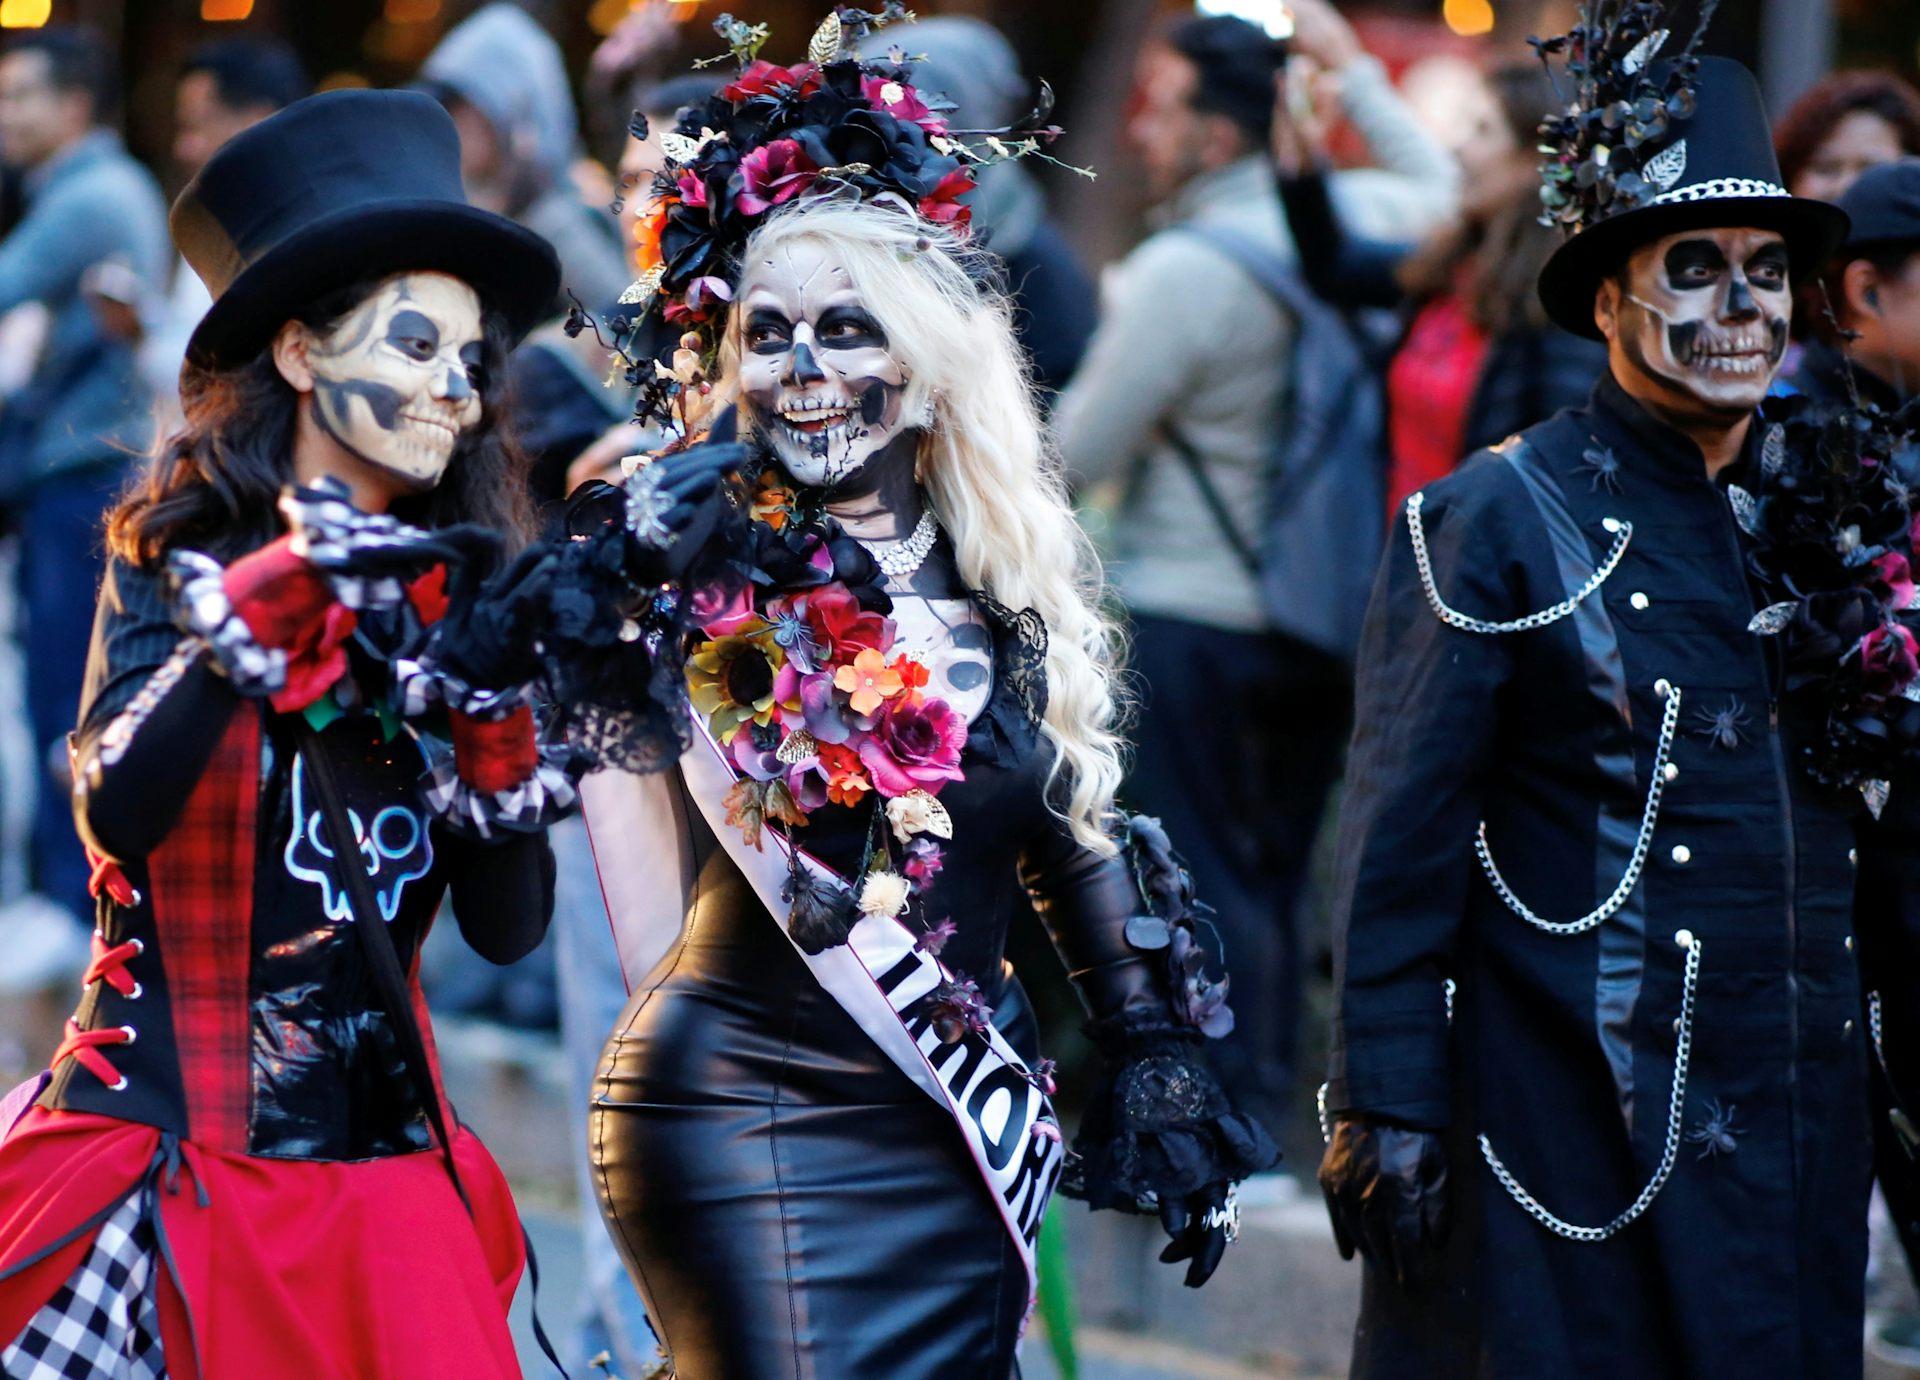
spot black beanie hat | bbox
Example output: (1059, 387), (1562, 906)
(1167, 15), (1286, 141)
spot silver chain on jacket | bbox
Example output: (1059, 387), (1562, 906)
(1479, 930), (1703, 1242)
(1475, 684), (1684, 935)
(1406, 491), (1633, 635)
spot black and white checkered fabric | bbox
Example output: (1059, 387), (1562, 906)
(2, 1193), (166, 1380)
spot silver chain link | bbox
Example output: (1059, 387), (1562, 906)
(1475, 684), (1684, 935)
(1406, 491), (1633, 635)
(1871, 990), (1888, 1076)
(1479, 931), (1702, 1241)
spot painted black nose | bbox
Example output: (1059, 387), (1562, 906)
(1725, 277), (1759, 319)
(785, 341), (827, 387)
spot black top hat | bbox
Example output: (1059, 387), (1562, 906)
(172, 88), (560, 369)
(1538, 57), (1849, 339)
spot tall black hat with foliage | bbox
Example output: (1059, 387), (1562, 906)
(1532, 2), (1848, 339)
(600, 4), (1067, 432)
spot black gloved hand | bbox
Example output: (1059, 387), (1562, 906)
(623, 440), (750, 583)
(1318, 1115), (1449, 1289)
(430, 541), (566, 694)
(1157, 1180), (1235, 1288)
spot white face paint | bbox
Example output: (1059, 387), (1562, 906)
(734, 240), (914, 490)
(305, 271), (487, 490)
(1613, 227), (1792, 415)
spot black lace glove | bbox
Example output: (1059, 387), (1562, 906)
(623, 440), (750, 584)
(1318, 1116), (1449, 1289)
(428, 540), (566, 698)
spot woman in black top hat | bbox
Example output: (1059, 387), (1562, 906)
(0, 88), (568, 1380)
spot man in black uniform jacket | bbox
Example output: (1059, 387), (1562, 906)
(1317, 27), (1920, 1379)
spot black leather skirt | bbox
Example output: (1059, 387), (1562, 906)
(588, 852), (1031, 1380)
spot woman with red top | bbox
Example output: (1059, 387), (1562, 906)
(0, 89), (571, 1379)
(1275, 63), (1608, 514)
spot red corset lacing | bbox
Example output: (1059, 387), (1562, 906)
(51, 851), (145, 1090)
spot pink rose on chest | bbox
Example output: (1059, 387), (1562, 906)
(856, 696), (967, 797)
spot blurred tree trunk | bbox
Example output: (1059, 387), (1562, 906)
(1053, 0), (1162, 272)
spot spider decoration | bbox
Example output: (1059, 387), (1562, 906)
(1691, 697), (1751, 750)
(1574, 443), (1623, 495)
(1684, 1099), (1747, 1161)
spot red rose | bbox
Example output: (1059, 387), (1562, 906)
(720, 60), (822, 103)
(919, 168), (975, 228)
(800, 584), (892, 665)
(736, 140), (820, 216)
(1857, 623), (1920, 705)
(856, 696), (967, 798)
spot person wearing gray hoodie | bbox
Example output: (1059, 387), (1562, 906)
(418, 3), (630, 317)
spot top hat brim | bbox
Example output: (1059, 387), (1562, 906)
(184, 199), (562, 370)
(1538, 194), (1850, 340)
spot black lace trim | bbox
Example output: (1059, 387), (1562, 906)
(1061, 1015), (1278, 1211)
(966, 589), (1047, 767)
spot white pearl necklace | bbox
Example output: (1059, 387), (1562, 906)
(865, 507), (939, 581)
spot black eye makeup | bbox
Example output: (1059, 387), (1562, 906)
(745, 309), (793, 354)
(386, 308), (441, 360)
(1664, 240), (1729, 287)
(815, 306), (886, 349)
(460, 341), (488, 393)
(1745, 246), (1789, 286)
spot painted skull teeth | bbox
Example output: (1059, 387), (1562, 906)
(778, 396), (859, 433)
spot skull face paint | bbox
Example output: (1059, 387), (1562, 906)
(304, 272), (486, 491)
(735, 240), (914, 491)
(1611, 228), (1792, 416)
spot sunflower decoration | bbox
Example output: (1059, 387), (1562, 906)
(597, 2), (1072, 437)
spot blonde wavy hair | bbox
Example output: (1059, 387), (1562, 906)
(717, 197), (1126, 852)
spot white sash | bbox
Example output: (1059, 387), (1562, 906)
(590, 711), (1065, 1310)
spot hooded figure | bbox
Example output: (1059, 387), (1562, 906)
(420, 2), (631, 316)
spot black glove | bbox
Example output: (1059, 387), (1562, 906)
(1318, 1115), (1449, 1289)
(624, 440), (750, 583)
(430, 540), (567, 694)
(1157, 1181), (1234, 1288)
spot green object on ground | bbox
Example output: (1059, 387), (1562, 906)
(1036, 1205), (1078, 1380)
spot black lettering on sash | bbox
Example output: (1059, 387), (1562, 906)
(1003, 1127), (1059, 1241)
(966, 1068), (1032, 1172)
(874, 952), (922, 999)
(899, 992), (937, 1044)
(926, 1028), (989, 1095)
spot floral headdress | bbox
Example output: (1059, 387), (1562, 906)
(596, 3), (1066, 434)
(1531, 0), (1716, 232)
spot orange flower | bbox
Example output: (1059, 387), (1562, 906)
(632, 195), (676, 275)
(820, 742), (872, 807)
(834, 647), (903, 716)
(890, 654), (929, 702)
(751, 469), (794, 531)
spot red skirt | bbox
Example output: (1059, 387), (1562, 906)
(0, 1108), (525, 1379)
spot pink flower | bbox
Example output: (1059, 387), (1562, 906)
(1873, 551), (1917, 611)
(1857, 622), (1920, 705)
(736, 140), (820, 216)
(861, 76), (945, 133)
(676, 170), (709, 209)
(691, 581), (759, 638)
(856, 696), (967, 798)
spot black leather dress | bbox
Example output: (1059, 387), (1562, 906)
(589, 603), (1113, 1380)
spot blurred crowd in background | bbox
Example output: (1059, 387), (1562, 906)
(0, 0), (1918, 1373)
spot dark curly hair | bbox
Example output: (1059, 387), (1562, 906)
(108, 275), (533, 568)
(1774, 70), (1920, 196)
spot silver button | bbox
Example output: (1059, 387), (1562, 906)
(1663, 763), (1679, 783)
(1849, 848), (1858, 866)
(1672, 1017), (1682, 1034)
(1674, 929), (1694, 950)
(1654, 678), (1673, 699)
(1845, 1019), (1855, 1036)
(1846, 935), (1855, 952)
(1602, 516), (1622, 534)
(1671, 844), (1692, 865)
(1630, 592), (1651, 610)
